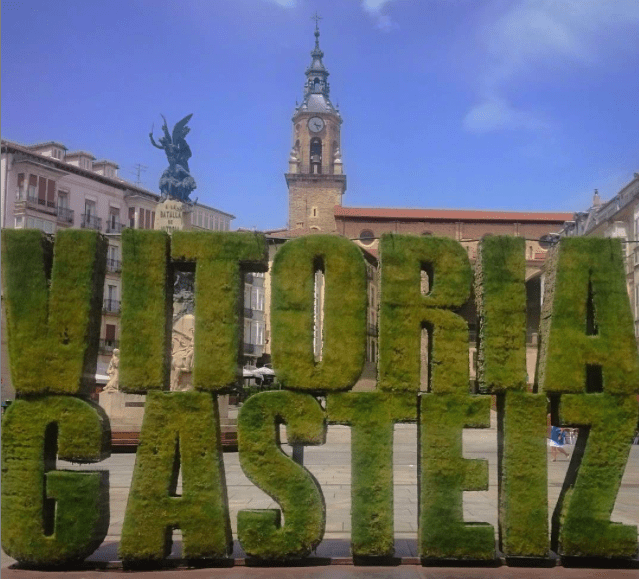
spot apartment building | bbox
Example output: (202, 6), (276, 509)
(1, 139), (235, 402)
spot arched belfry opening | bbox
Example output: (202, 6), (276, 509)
(314, 77), (320, 91)
(310, 138), (322, 174)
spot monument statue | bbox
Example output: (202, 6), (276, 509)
(103, 348), (120, 392)
(149, 114), (197, 202)
(170, 315), (195, 391)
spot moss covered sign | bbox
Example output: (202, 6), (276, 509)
(1, 229), (638, 566)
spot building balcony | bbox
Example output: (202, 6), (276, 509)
(99, 339), (119, 354)
(56, 206), (74, 224)
(103, 299), (121, 314)
(106, 258), (122, 273)
(15, 193), (57, 216)
(243, 343), (255, 354)
(106, 220), (123, 233)
(81, 214), (102, 231)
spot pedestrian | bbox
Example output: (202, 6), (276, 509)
(549, 425), (570, 461)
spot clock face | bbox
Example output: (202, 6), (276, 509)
(308, 117), (325, 133)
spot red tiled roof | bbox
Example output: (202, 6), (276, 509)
(266, 228), (339, 239)
(334, 206), (572, 223)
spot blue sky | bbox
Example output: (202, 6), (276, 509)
(2, 0), (638, 230)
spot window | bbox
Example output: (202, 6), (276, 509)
(38, 176), (47, 206)
(108, 245), (119, 262)
(252, 288), (264, 311)
(14, 216), (23, 228)
(244, 284), (251, 308)
(58, 191), (69, 209)
(108, 208), (120, 232)
(251, 322), (264, 346)
(105, 324), (117, 346)
(145, 209), (151, 229)
(359, 230), (375, 245)
(26, 217), (55, 234)
(151, 211), (155, 229)
(139, 208), (146, 229)
(128, 207), (136, 228)
(28, 175), (37, 199)
(85, 200), (96, 218)
(16, 173), (25, 199)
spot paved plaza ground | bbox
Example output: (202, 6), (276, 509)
(3, 412), (638, 576)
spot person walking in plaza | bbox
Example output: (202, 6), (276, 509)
(549, 424), (570, 461)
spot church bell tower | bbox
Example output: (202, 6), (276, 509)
(286, 19), (346, 232)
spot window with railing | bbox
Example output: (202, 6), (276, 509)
(103, 299), (121, 314)
(107, 210), (122, 233)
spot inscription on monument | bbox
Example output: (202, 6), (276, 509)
(155, 199), (186, 233)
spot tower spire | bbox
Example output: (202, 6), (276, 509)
(296, 15), (339, 116)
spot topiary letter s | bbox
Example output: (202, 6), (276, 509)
(237, 390), (326, 560)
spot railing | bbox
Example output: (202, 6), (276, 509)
(106, 258), (122, 273)
(103, 299), (121, 314)
(56, 206), (74, 224)
(106, 220), (123, 233)
(99, 339), (119, 354)
(16, 193), (57, 214)
(244, 307), (253, 318)
(81, 214), (102, 231)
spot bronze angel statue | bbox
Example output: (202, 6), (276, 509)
(149, 114), (197, 202)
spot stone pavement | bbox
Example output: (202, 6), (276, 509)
(3, 413), (639, 576)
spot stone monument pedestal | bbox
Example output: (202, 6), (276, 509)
(154, 199), (192, 233)
(99, 391), (146, 446)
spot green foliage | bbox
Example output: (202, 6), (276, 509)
(499, 391), (548, 556)
(1, 397), (110, 565)
(378, 234), (472, 393)
(119, 391), (232, 562)
(171, 231), (268, 391)
(476, 236), (527, 392)
(555, 393), (638, 558)
(419, 394), (494, 560)
(120, 229), (172, 392)
(1, 229), (107, 396)
(327, 392), (416, 557)
(237, 390), (326, 560)
(538, 237), (639, 394)
(271, 235), (367, 392)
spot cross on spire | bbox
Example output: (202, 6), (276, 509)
(311, 12), (322, 31)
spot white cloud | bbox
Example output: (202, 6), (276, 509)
(465, 0), (639, 133)
(361, 0), (399, 31)
(265, 0), (297, 7)
(463, 97), (549, 133)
